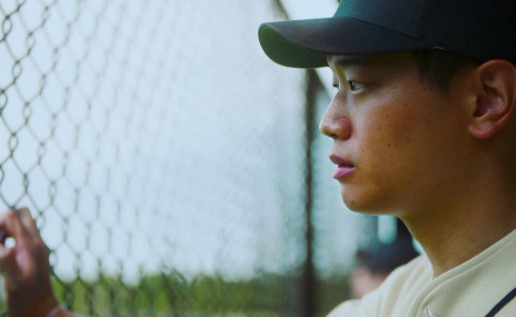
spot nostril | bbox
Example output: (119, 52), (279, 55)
(320, 126), (339, 140)
(319, 123), (331, 137)
(327, 131), (339, 140)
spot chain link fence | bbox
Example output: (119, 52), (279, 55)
(0, 1), (377, 316)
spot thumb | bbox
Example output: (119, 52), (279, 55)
(0, 245), (21, 285)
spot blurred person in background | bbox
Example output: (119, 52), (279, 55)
(349, 221), (419, 299)
(1, 0), (515, 316)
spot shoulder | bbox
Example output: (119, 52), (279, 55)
(326, 299), (364, 317)
(326, 255), (431, 317)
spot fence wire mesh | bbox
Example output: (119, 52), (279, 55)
(0, 1), (377, 316)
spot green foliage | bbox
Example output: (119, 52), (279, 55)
(49, 272), (287, 316)
(0, 273), (350, 316)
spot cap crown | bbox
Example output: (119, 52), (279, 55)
(258, 0), (515, 68)
(336, 0), (515, 63)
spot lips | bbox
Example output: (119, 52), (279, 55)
(330, 154), (355, 180)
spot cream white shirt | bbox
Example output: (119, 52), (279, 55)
(328, 230), (516, 317)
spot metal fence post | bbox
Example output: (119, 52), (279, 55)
(301, 69), (319, 317)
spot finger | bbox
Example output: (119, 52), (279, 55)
(0, 210), (17, 240)
(16, 207), (41, 238)
(0, 209), (11, 232)
(0, 211), (13, 258)
(0, 230), (12, 274)
(0, 209), (30, 244)
(11, 209), (30, 239)
(0, 243), (19, 278)
(0, 228), (7, 244)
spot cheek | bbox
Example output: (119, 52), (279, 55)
(353, 101), (433, 191)
(356, 106), (415, 160)
(359, 99), (458, 187)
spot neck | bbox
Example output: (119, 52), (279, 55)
(400, 170), (516, 277)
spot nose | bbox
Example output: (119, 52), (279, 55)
(319, 99), (352, 140)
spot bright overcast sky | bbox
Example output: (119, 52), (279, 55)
(280, 0), (339, 94)
(281, 0), (338, 19)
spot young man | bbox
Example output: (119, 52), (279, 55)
(0, 0), (514, 316)
(258, 0), (515, 315)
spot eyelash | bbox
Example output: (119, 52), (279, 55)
(333, 80), (365, 91)
(348, 80), (365, 91)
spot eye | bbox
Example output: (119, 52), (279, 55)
(348, 80), (365, 91)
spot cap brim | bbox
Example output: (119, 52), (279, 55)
(259, 17), (432, 68)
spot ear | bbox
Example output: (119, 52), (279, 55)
(468, 60), (516, 139)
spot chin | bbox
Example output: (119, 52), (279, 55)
(340, 188), (393, 215)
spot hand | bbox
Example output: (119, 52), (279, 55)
(0, 208), (58, 317)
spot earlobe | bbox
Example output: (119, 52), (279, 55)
(468, 60), (516, 139)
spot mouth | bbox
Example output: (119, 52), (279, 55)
(330, 154), (355, 180)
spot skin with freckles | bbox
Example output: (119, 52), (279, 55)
(321, 53), (516, 276)
(321, 53), (474, 215)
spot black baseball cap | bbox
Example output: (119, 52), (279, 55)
(258, 0), (515, 68)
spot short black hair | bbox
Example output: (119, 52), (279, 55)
(411, 49), (480, 93)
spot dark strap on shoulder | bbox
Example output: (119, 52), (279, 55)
(485, 287), (516, 317)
